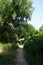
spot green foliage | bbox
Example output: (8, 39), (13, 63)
(0, 0), (33, 24)
(0, 42), (18, 65)
(0, 0), (34, 64)
(26, 24), (36, 36)
(39, 25), (43, 31)
(0, 42), (18, 51)
(0, 0), (34, 43)
(18, 23), (36, 39)
(0, 52), (16, 65)
(0, 24), (17, 43)
(24, 25), (43, 65)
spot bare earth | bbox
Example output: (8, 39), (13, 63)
(15, 44), (29, 65)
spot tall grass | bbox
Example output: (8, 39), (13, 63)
(0, 52), (16, 65)
(0, 42), (18, 53)
(0, 42), (18, 65)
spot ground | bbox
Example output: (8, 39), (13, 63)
(0, 43), (29, 65)
(15, 43), (29, 65)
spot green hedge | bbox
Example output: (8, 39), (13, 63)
(24, 34), (43, 65)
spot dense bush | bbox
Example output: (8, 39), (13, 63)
(24, 33), (43, 65)
(0, 42), (18, 52)
(0, 52), (16, 65)
(0, 42), (18, 65)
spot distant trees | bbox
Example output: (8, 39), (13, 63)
(39, 25), (43, 31)
(26, 24), (36, 36)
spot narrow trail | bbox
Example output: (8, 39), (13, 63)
(15, 44), (29, 65)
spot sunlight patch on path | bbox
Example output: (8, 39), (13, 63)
(15, 43), (29, 65)
(17, 43), (24, 48)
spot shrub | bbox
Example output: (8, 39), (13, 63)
(0, 42), (18, 52)
(0, 52), (16, 65)
(24, 34), (43, 65)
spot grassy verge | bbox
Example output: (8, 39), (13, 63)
(0, 52), (16, 65)
(0, 42), (18, 65)
(0, 42), (18, 52)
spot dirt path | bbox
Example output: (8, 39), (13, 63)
(15, 44), (29, 65)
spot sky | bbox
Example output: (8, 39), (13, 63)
(28, 0), (43, 29)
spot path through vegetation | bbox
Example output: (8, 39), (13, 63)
(15, 44), (29, 65)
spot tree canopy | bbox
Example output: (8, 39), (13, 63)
(39, 25), (43, 31)
(0, 0), (34, 42)
(0, 0), (33, 25)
